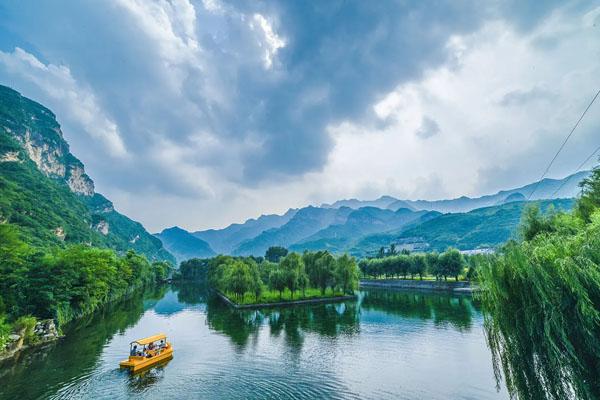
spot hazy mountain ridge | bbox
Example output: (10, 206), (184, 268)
(0, 84), (174, 263)
(162, 172), (587, 260)
(155, 227), (215, 263)
(232, 206), (353, 256)
(193, 208), (298, 254)
(321, 171), (588, 213)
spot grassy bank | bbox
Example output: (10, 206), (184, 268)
(221, 287), (347, 306)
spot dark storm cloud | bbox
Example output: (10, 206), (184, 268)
(2, 1), (568, 191)
(0, 0), (584, 204)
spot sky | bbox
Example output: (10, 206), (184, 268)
(0, 0), (599, 232)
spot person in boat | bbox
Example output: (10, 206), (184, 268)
(130, 345), (138, 356)
(159, 340), (165, 349)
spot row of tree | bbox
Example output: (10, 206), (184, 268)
(358, 248), (476, 281)
(207, 250), (359, 301)
(0, 223), (171, 349)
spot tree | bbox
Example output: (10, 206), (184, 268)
(521, 205), (556, 241)
(225, 260), (253, 300)
(312, 252), (336, 294)
(152, 261), (172, 282)
(397, 255), (412, 279)
(268, 269), (287, 300)
(425, 252), (440, 280)
(280, 252), (304, 299)
(389, 244), (397, 255)
(411, 255), (427, 280)
(439, 248), (464, 281)
(576, 164), (600, 222)
(248, 262), (264, 301)
(335, 254), (359, 294)
(265, 246), (288, 263)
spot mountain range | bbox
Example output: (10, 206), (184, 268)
(157, 170), (587, 261)
(2, 84), (585, 265)
(0, 85), (174, 263)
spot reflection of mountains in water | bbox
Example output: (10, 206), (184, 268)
(360, 289), (478, 331)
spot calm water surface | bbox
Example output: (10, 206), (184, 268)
(1, 285), (508, 399)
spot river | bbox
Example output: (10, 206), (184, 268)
(0, 284), (508, 399)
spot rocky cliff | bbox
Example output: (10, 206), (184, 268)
(0, 84), (174, 263)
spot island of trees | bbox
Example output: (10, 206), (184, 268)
(179, 247), (360, 305)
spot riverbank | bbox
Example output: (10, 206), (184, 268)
(215, 290), (357, 309)
(360, 279), (477, 293)
(0, 319), (60, 363)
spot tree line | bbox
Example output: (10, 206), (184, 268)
(358, 248), (481, 281)
(203, 248), (359, 303)
(0, 223), (171, 350)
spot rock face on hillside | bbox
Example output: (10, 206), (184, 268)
(0, 84), (174, 264)
(0, 88), (95, 196)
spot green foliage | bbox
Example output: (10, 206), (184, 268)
(13, 316), (37, 343)
(0, 315), (11, 349)
(265, 246), (288, 262)
(576, 165), (600, 222)
(359, 249), (465, 281)
(438, 248), (465, 281)
(335, 254), (359, 294)
(207, 250), (359, 304)
(179, 258), (211, 281)
(520, 205), (557, 241)
(0, 85), (174, 263)
(0, 223), (166, 328)
(478, 167), (600, 400)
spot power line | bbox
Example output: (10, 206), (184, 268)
(551, 143), (600, 198)
(528, 87), (600, 200)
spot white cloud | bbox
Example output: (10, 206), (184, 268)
(0, 47), (127, 157)
(249, 13), (286, 69)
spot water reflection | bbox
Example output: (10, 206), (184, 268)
(0, 285), (505, 400)
(361, 288), (476, 331)
(205, 293), (361, 351)
(126, 358), (173, 394)
(0, 286), (165, 400)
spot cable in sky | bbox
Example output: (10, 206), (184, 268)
(551, 143), (600, 198)
(528, 87), (600, 200)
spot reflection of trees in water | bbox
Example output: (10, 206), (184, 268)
(173, 281), (208, 305)
(205, 297), (264, 349)
(205, 298), (360, 351)
(0, 287), (163, 399)
(360, 289), (475, 331)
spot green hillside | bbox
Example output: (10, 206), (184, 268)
(0, 84), (174, 263)
(290, 207), (436, 254)
(0, 132), (95, 247)
(355, 199), (575, 255)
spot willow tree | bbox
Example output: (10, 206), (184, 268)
(478, 168), (600, 400)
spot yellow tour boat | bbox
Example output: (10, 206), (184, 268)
(119, 333), (173, 372)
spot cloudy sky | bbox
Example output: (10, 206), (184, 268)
(0, 0), (599, 232)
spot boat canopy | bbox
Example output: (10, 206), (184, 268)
(132, 333), (167, 346)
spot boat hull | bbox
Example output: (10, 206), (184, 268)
(119, 347), (174, 373)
